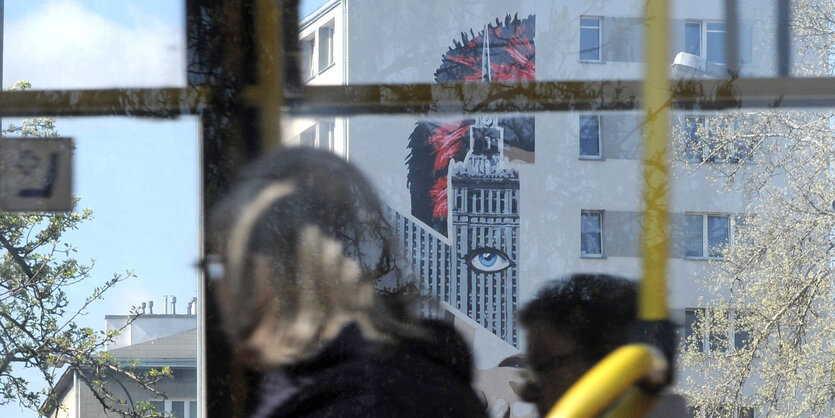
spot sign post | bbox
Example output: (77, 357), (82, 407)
(0, 137), (73, 211)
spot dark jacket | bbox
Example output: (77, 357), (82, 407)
(250, 321), (487, 418)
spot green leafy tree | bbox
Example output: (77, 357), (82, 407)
(1, 81), (170, 417)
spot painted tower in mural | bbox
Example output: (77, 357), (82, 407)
(394, 14), (533, 347)
(449, 115), (520, 346)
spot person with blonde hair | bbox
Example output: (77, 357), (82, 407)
(208, 147), (486, 418)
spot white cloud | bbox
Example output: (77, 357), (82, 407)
(4, 0), (186, 89)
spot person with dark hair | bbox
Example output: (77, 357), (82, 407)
(208, 147), (486, 418)
(517, 274), (686, 417)
(517, 274), (637, 416)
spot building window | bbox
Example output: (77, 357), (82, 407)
(684, 115), (707, 162)
(705, 22), (726, 64)
(150, 400), (198, 418)
(579, 115), (601, 158)
(579, 17), (601, 61)
(318, 119), (335, 150)
(686, 213), (731, 259)
(298, 120), (335, 150)
(684, 21), (702, 56)
(581, 211), (603, 257)
(685, 308), (751, 354)
(683, 116), (751, 163)
(299, 125), (316, 147)
(300, 35), (315, 80)
(732, 310), (751, 351)
(690, 405), (755, 418)
(318, 23), (334, 72)
(683, 21), (752, 65)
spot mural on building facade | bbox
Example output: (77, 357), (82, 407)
(395, 15), (535, 347)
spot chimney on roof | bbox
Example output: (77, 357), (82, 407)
(141, 302), (146, 314)
(163, 296), (169, 314)
(148, 300), (154, 314)
(187, 297), (197, 315)
(171, 295), (177, 315)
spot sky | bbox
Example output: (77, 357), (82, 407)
(300, 0), (330, 18)
(0, 1), (331, 415)
(2, 0), (197, 416)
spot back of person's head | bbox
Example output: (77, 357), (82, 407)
(519, 273), (636, 364)
(209, 147), (410, 366)
(517, 274), (637, 414)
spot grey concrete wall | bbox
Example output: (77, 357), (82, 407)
(603, 210), (642, 257)
(601, 114), (642, 160)
(602, 17), (643, 62)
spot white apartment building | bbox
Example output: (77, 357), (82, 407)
(42, 298), (198, 418)
(295, 1), (780, 416)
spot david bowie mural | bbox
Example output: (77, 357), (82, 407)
(392, 14), (535, 347)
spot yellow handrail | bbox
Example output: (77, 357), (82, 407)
(545, 345), (668, 418)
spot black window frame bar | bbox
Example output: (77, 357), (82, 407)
(5, 76), (835, 119)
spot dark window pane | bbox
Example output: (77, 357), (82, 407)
(300, 126), (316, 147)
(172, 401), (184, 418)
(708, 310), (729, 352)
(685, 309), (705, 352)
(150, 401), (165, 414)
(707, 31), (726, 63)
(300, 37), (315, 79)
(708, 215), (729, 257)
(686, 215), (704, 257)
(580, 27), (600, 60)
(581, 212), (602, 255)
(685, 117), (704, 162)
(319, 26), (334, 70)
(190, 401), (197, 418)
(740, 23), (753, 63)
(735, 327), (750, 350)
(685, 22), (701, 55)
(319, 120), (335, 150)
(579, 115), (600, 156)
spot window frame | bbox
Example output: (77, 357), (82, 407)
(685, 213), (733, 260)
(150, 399), (198, 418)
(579, 114), (603, 159)
(580, 210), (604, 258)
(685, 308), (749, 353)
(685, 20), (726, 64)
(704, 21), (727, 65)
(683, 115), (750, 164)
(684, 20), (703, 57)
(683, 19), (753, 66)
(579, 16), (603, 63)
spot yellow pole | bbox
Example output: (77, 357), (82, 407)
(640, 0), (670, 321)
(254, 0), (284, 151)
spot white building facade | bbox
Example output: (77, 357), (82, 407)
(296, 1), (779, 415)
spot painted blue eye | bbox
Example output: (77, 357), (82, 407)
(464, 247), (514, 273)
